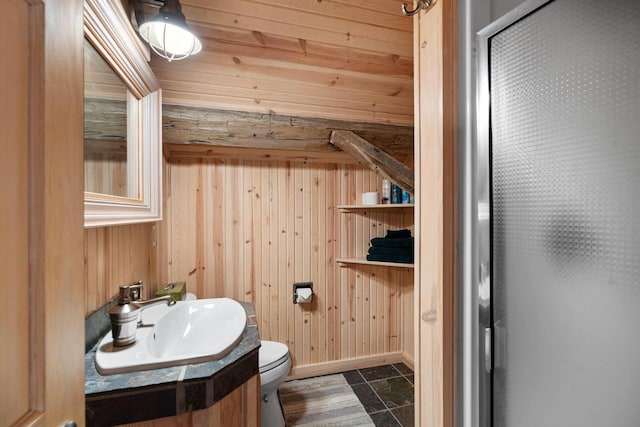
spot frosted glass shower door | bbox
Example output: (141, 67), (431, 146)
(477, 0), (640, 425)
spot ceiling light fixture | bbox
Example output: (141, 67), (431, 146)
(138, 0), (202, 61)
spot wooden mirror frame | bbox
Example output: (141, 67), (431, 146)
(84, 0), (162, 227)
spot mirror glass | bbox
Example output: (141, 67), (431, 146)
(83, 39), (139, 199)
(84, 0), (162, 228)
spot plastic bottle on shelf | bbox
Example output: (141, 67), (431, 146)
(391, 184), (402, 204)
(382, 179), (390, 204)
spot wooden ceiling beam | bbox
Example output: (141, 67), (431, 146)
(330, 129), (414, 194)
(162, 104), (414, 168)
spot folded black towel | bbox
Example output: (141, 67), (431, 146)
(368, 247), (413, 257)
(385, 229), (412, 239)
(367, 246), (413, 263)
(367, 254), (413, 263)
(370, 237), (414, 248)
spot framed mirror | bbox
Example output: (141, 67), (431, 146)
(84, 0), (162, 227)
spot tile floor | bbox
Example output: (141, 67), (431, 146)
(342, 363), (415, 427)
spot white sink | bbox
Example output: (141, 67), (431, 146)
(95, 298), (247, 375)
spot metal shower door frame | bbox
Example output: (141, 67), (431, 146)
(474, 1), (554, 425)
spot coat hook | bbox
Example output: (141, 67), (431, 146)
(401, 0), (436, 16)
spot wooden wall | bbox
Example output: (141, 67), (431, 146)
(149, 0), (414, 125)
(85, 222), (159, 315)
(163, 148), (414, 372)
(82, 150), (415, 373)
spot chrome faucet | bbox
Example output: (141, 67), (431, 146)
(108, 282), (176, 347)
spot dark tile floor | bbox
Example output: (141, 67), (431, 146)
(342, 363), (415, 427)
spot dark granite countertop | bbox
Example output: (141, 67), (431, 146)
(85, 301), (260, 426)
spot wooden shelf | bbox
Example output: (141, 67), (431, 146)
(336, 257), (414, 269)
(338, 204), (414, 211)
(337, 204), (414, 269)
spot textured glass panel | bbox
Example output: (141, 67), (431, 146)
(490, 1), (640, 426)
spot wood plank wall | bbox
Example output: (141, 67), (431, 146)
(163, 150), (414, 370)
(84, 223), (159, 315)
(150, 0), (414, 125)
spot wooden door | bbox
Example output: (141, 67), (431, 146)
(1, 0), (85, 424)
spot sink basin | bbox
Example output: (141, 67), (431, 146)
(95, 298), (247, 375)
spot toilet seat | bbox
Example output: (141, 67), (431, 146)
(259, 341), (289, 374)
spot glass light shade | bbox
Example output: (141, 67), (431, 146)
(139, 20), (202, 61)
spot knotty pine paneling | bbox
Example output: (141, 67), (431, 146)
(164, 152), (414, 368)
(84, 222), (159, 315)
(150, 0), (413, 125)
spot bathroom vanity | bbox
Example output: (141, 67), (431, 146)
(85, 301), (261, 426)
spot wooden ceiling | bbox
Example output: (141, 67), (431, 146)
(149, 0), (414, 126)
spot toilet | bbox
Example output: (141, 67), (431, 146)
(259, 340), (291, 427)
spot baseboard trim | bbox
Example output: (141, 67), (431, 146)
(288, 352), (405, 380)
(401, 352), (415, 371)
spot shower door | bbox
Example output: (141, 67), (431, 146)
(477, 0), (640, 425)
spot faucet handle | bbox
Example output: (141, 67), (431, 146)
(129, 280), (143, 301)
(117, 280), (143, 305)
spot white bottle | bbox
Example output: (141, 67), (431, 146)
(381, 179), (390, 204)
